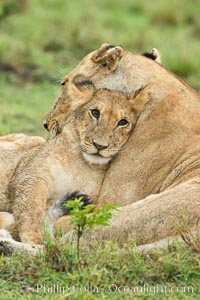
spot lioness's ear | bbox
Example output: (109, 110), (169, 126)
(128, 85), (152, 117)
(76, 80), (95, 96)
(92, 43), (124, 71)
(67, 82), (95, 110)
(142, 48), (161, 64)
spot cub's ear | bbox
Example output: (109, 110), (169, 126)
(66, 81), (95, 110)
(128, 85), (153, 117)
(92, 43), (124, 71)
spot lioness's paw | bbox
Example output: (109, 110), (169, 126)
(0, 239), (14, 256)
(0, 229), (13, 239)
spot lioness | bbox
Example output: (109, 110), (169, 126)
(1, 82), (151, 244)
(43, 44), (200, 246)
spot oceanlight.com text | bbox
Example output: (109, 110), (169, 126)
(36, 283), (194, 295)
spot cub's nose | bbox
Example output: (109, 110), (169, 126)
(43, 121), (49, 130)
(92, 140), (109, 150)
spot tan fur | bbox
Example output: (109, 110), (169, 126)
(0, 134), (45, 210)
(0, 236), (42, 255)
(0, 83), (150, 244)
(0, 212), (20, 241)
(0, 212), (15, 228)
(44, 44), (200, 246)
(0, 133), (45, 149)
(143, 48), (161, 63)
(151, 48), (161, 63)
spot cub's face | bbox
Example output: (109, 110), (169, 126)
(74, 88), (150, 165)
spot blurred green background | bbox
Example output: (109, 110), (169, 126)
(0, 0), (199, 136)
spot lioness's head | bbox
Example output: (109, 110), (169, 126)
(65, 82), (152, 165)
(44, 44), (123, 134)
(44, 44), (160, 134)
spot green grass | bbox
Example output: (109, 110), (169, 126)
(0, 240), (200, 299)
(0, 75), (59, 136)
(0, 0), (200, 299)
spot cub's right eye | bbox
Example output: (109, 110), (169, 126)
(90, 109), (100, 119)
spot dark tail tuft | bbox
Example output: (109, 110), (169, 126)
(59, 191), (92, 215)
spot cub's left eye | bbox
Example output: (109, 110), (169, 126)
(117, 119), (129, 127)
(91, 109), (100, 119)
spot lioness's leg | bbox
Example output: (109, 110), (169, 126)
(0, 237), (43, 255)
(75, 180), (200, 246)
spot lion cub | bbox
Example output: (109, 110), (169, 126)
(6, 82), (151, 244)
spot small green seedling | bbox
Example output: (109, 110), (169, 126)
(65, 197), (118, 261)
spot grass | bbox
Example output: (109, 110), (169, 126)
(0, 240), (200, 299)
(0, 75), (58, 136)
(0, 0), (200, 299)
